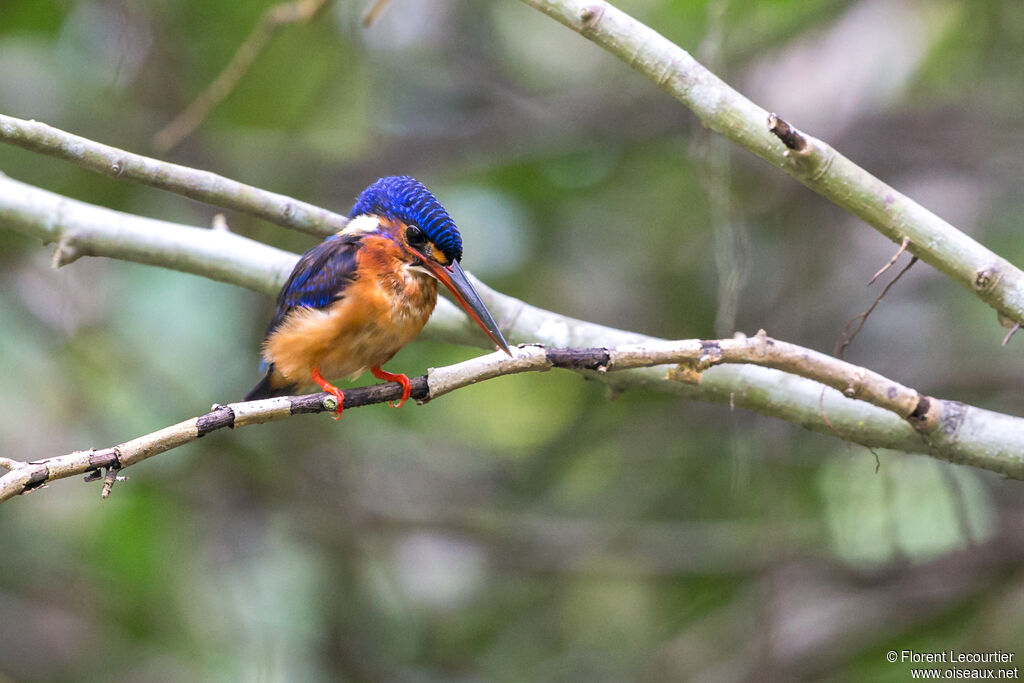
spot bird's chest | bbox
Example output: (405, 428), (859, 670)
(374, 267), (437, 322)
(265, 265), (439, 384)
(315, 266), (437, 375)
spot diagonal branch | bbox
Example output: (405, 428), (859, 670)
(4, 337), (1022, 505)
(517, 0), (1024, 329)
(2, 171), (1023, 476)
(0, 114), (344, 237)
(4, 110), (1024, 330)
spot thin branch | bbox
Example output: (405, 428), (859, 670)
(0, 173), (296, 295)
(153, 0), (332, 152)
(518, 0), (1024, 329)
(4, 335), (1022, 504)
(0, 114), (344, 237)
(869, 236), (911, 286)
(0, 378), (409, 504)
(834, 255), (918, 359)
(5, 109), (1023, 339)
(1002, 322), (1021, 347)
(3, 172), (1024, 475)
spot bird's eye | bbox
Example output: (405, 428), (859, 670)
(405, 225), (427, 248)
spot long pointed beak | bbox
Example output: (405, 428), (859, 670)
(423, 258), (512, 356)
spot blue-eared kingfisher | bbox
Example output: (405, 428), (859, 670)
(244, 175), (512, 417)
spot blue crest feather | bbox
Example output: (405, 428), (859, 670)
(350, 176), (462, 262)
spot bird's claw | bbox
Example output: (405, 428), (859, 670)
(371, 367), (412, 408)
(311, 366), (345, 419)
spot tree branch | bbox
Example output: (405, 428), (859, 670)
(517, 0), (1024, 328)
(2, 170), (1024, 476)
(0, 114), (344, 237)
(5, 102), (1024, 331)
(4, 336), (1022, 504)
(0, 173), (295, 294)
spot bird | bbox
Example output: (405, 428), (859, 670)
(244, 175), (512, 418)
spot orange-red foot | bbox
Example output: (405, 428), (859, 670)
(311, 366), (345, 420)
(371, 366), (412, 408)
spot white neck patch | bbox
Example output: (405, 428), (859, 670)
(339, 214), (382, 237)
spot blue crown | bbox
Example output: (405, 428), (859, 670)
(350, 176), (462, 263)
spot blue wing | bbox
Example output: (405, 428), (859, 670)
(265, 235), (362, 339)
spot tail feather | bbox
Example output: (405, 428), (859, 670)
(244, 365), (298, 401)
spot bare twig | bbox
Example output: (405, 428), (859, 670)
(1002, 322), (1021, 347)
(100, 466), (123, 499)
(835, 256), (918, 359)
(3, 335), (1023, 505)
(869, 236), (911, 286)
(153, 0), (332, 152)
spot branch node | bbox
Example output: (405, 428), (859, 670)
(579, 3), (605, 31)
(100, 465), (122, 499)
(22, 466), (50, 494)
(51, 234), (80, 268)
(697, 340), (723, 369)
(322, 395), (338, 412)
(767, 113), (808, 154)
(212, 214), (230, 232)
(907, 395), (940, 431)
(107, 159), (124, 177)
(0, 457), (22, 472)
(973, 266), (1002, 293)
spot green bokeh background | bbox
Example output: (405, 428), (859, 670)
(2, 0), (1023, 680)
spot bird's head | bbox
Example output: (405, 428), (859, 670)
(349, 176), (512, 355)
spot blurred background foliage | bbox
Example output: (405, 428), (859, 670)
(2, 0), (1024, 680)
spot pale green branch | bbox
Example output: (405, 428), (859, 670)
(1, 170), (1023, 477)
(0, 114), (344, 237)
(518, 0), (1024, 328)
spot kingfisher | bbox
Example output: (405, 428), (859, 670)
(244, 175), (512, 417)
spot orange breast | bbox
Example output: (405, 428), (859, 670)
(263, 237), (438, 387)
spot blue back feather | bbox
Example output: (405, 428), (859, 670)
(350, 176), (462, 263)
(265, 234), (361, 339)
